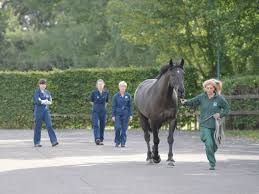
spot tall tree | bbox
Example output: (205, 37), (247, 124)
(107, 0), (258, 77)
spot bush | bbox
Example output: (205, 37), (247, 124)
(0, 66), (200, 129)
(223, 75), (259, 130)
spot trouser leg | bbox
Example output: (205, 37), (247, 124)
(99, 111), (106, 142)
(44, 111), (58, 145)
(114, 115), (122, 145)
(34, 111), (43, 145)
(92, 111), (100, 141)
(121, 115), (129, 145)
(200, 127), (217, 167)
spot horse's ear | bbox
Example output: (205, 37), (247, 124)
(169, 59), (173, 66)
(179, 58), (184, 67)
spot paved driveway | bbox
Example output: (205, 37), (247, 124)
(0, 129), (258, 194)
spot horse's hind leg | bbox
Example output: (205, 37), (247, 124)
(167, 118), (176, 166)
(139, 113), (152, 163)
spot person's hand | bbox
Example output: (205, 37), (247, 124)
(112, 117), (115, 122)
(41, 99), (48, 105)
(46, 100), (52, 105)
(213, 113), (220, 120)
(129, 116), (133, 122)
(180, 99), (187, 105)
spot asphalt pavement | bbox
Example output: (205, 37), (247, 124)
(0, 129), (258, 194)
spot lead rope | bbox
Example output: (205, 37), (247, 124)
(214, 119), (225, 147)
(201, 114), (225, 146)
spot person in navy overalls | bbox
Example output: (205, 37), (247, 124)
(90, 79), (109, 145)
(33, 79), (58, 147)
(112, 81), (133, 147)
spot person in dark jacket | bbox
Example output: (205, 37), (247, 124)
(33, 79), (58, 147)
(90, 79), (109, 145)
(112, 81), (133, 147)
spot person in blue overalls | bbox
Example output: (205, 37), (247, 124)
(112, 81), (133, 147)
(33, 79), (58, 147)
(90, 79), (109, 145)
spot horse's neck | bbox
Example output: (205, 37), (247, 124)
(152, 72), (173, 101)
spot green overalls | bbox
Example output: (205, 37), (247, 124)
(185, 92), (230, 167)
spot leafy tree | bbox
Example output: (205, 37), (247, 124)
(0, 0), (257, 76)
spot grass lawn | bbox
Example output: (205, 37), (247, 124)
(225, 130), (259, 141)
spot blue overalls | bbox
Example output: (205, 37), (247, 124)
(91, 90), (109, 142)
(33, 89), (58, 145)
(112, 92), (133, 145)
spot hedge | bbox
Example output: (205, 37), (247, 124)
(223, 75), (259, 130)
(0, 66), (200, 129)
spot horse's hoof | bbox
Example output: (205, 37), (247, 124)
(166, 158), (175, 166)
(167, 161), (175, 166)
(166, 158), (175, 162)
(152, 156), (161, 164)
(146, 159), (154, 164)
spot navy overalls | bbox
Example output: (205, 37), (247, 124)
(33, 89), (58, 145)
(91, 90), (109, 142)
(112, 92), (133, 145)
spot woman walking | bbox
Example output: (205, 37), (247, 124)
(90, 79), (109, 145)
(112, 81), (133, 147)
(181, 79), (229, 170)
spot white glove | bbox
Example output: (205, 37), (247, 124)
(45, 100), (52, 105)
(40, 99), (48, 105)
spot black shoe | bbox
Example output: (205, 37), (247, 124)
(99, 141), (104, 145)
(34, 144), (42, 147)
(96, 139), (100, 145)
(115, 144), (120, 147)
(52, 142), (59, 147)
(209, 166), (215, 170)
(121, 144), (126, 147)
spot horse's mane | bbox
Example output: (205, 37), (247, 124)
(155, 64), (171, 79)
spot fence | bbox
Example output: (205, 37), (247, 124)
(224, 94), (259, 130)
(42, 94), (258, 130)
(177, 94), (259, 130)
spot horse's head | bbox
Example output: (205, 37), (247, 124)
(168, 58), (185, 98)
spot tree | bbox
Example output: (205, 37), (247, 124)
(0, 0), (257, 76)
(107, 0), (259, 77)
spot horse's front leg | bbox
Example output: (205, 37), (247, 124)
(151, 123), (161, 163)
(167, 118), (176, 166)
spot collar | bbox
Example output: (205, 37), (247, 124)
(205, 92), (218, 99)
(96, 90), (106, 94)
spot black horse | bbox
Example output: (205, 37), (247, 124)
(134, 59), (185, 165)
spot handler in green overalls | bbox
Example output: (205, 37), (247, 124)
(181, 79), (229, 170)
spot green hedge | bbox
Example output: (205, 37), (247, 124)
(0, 67), (200, 129)
(223, 75), (259, 130)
